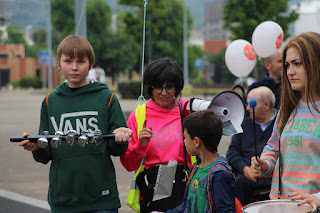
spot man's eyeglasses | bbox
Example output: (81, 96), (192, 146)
(152, 86), (176, 94)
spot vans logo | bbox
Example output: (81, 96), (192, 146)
(50, 111), (99, 134)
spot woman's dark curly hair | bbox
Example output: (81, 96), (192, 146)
(143, 57), (184, 99)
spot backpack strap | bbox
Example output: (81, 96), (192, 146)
(187, 164), (230, 212)
(46, 92), (51, 109)
(207, 164), (242, 213)
(187, 163), (199, 186)
(107, 92), (115, 110)
(207, 165), (229, 213)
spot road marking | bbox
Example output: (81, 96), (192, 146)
(0, 189), (50, 210)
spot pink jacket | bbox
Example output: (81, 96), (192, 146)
(120, 98), (190, 172)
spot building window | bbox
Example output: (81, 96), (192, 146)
(36, 69), (41, 78)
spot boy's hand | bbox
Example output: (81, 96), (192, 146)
(19, 132), (39, 152)
(113, 127), (133, 144)
(139, 120), (152, 145)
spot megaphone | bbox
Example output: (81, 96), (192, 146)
(185, 90), (246, 135)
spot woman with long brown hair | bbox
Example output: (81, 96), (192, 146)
(251, 32), (320, 209)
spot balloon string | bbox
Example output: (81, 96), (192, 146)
(75, 0), (87, 35)
(137, 0), (148, 106)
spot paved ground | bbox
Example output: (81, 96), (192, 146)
(0, 90), (231, 212)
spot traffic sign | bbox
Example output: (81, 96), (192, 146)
(39, 50), (50, 64)
(195, 58), (203, 68)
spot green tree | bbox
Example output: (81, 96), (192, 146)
(50, 0), (140, 77)
(51, 0), (74, 47)
(0, 31), (3, 43)
(119, 0), (196, 75)
(5, 26), (25, 44)
(208, 48), (236, 84)
(87, 0), (112, 35)
(223, 0), (299, 41)
(4, 25), (38, 57)
(32, 27), (47, 45)
(87, 0), (112, 69)
(87, 0), (140, 76)
(188, 45), (204, 81)
(97, 32), (140, 75)
(31, 27), (47, 53)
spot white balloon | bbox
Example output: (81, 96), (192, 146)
(252, 21), (284, 58)
(225, 39), (256, 78)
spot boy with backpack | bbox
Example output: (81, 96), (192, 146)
(167, 110), (238, 213)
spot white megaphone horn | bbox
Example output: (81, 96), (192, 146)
(185, 90), (246, 135)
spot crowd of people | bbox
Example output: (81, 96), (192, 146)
(17, 31), (320, 213)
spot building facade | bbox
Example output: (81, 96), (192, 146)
(203, 0), (229, 54)
(0, 44), (60, 88)
(203, 0), (228, 40)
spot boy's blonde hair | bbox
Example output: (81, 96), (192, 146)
(57, 35), (95, 68)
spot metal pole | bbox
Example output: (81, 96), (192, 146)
(75, 0), (87, 39)
(147, 15), (153, 64)
(42, 64), (47, 89)
(183, 0), (189, 85)
(47, 0), (52, 89)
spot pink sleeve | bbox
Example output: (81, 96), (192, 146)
(120, 110), (149, 172)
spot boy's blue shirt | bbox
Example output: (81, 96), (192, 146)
(167, 153), (236, 213)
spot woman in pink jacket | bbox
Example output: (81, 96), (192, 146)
(121, 57), (190, 213)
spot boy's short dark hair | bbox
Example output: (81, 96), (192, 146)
(183, 110), (222, 152)
(57, 35), (95, 68)
(143, 57), (184, 98)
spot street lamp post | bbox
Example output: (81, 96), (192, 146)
(47, 0), (52, 89)
(183, 0), (189, 85)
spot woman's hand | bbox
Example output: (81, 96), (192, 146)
(19, 132), (39, 152)
(251, 156), (268, 178)
(113, 127), (133, 144)
(139, 120), (152, 145)
(288, 192), (320, 212)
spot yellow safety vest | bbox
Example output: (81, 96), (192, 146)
(126, 103), (146, 213)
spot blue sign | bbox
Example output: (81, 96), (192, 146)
(195, 58), (203, 68)
(39, 50), (50, 64)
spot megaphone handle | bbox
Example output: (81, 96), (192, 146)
(189, 97), (196, 112)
